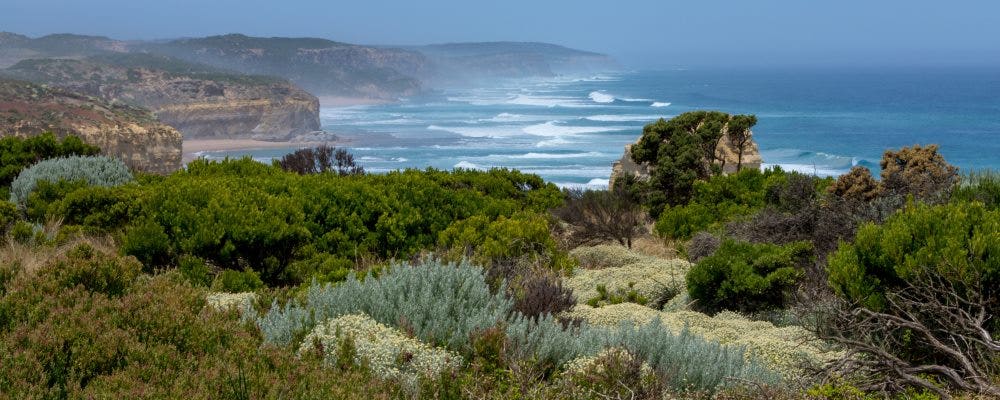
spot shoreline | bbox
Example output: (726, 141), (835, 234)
(182, 138), (341, 163)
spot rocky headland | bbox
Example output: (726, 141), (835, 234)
(2, 55), (320, 140)
(0, 79), (182, 173)
(610, 121), (763, 187)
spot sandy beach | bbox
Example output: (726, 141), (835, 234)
(182, 139), (337, 163)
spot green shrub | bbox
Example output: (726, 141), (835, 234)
(8, 220), (35, 243)
(211, 268), (265, 293)
(438, 211), (574, 273)
(0, 200), (15, 234)
(952, 170), (1000, 209)
(178, 254), (211, 287)
(0, 133), (100, 189)
(585, 283), (648, 307)
(9, 155), (133, 208)
(654, 168), (806, 239)
(51, 244), (142, 297)
(827, 201), (1000, 310)
(687, 240), (812, 314)
(120, 218), (171, 271)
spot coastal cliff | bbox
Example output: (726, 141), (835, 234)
(0, 79), (182, 173)
(3, 55), (320, 140)
(141, 34), (425, 100)
(610, 122), (762, 187)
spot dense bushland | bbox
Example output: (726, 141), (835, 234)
(22, 156), (566, 286)
(0, 132), (99, 191)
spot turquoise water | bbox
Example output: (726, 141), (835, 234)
(199, 67), (1000, 187)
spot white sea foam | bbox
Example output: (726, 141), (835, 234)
(589, 91), (616, 103)
(651, 102), (672, 108)
(535, 138), (573, 147)
(584, 114), (667, 122)
(507, 94), (592, 108)
(501, 151), (606, 159)
(427, 124), (522, 138)
(523, 121), (627, 137)
(761, 163), (846, 177)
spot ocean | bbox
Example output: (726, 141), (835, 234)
(198, 67), (1000, 188)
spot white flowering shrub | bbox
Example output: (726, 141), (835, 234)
(9, 155), (134, 207)
(562, 347), (654, 377)
(254, 259), (513, 349)
(566, 254), (689, 306)
(299, 314), (462, 387)
(250, 257), (782, 392)
(205, 292), (257, 312)
(565, 303), (837, 378)
(570, 245), (647, 269)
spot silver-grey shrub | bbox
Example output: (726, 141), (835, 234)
(9, 155), (134, 207)
(506, 315), (779, 392)
(254, 259), (513, 349)
(252, 258), (780, 392)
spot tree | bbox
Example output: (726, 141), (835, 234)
(277, 145), (364, 176)
(551, 187), (647, 248)
(727, 114), (757, 170)
(629, 111), (757, 214)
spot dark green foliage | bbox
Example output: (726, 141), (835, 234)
(438, 211), (574, 273)
(9, 220), (35, 243)
(0, 132), (100, 189)
(211, 268), (265, 293)
(24, 179), (89, 221)
(827, 201), (1000, 310)
(687, 240), (812, 314)
(120, 218), (171, 271)
(178, 255), (211, 287)
(630, 111), (756, 214)
(31, 157), (564, 286)
(655, 167), (801, 239)
(0, 200), (15, 234)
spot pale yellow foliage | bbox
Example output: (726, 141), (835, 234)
(567, 245), (690, 304)
(205, 292), (257, 312)
(298, 313), (462, 387)
(566, 303), (839, 378)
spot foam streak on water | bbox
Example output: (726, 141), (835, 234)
(197, 68), (1000, 187)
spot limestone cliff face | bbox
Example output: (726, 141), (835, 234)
(0, 79), (182, 174)
(610, 127), (763, 188)
(3, 57), (320, 140)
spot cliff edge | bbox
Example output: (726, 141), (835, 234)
(0, 79), (182, 173)
(3, 55), (320, 140)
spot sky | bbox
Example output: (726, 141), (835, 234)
(3, 0), (999, 68)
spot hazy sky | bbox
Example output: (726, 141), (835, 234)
(3, 0), (999, 67)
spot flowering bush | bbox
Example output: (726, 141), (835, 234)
(565, 251), (689, 306)
(299, 314), (462, 387)
(569, 244), (647, 269)
(205, 292), (257, 312)
(565, 303), (835, 378)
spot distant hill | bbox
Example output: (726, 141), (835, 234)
(409, 41), (618, 85)
(2, 54), (321, 140)
(0, 32), (619, 101)
(138, 34), (426, 99)
(0, 78), (182, 173)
